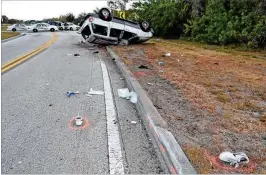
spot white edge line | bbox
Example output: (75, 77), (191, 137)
(100, 60), (124, 175)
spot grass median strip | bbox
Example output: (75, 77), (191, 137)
(1, 33), (58, 73)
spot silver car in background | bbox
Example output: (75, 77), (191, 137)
(6, 24), (27, 32)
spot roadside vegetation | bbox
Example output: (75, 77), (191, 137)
(123, 0), (266, 49)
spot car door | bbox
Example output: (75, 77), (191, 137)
(18, 24), (27, 31)
(35, 24), (42, 30)
(41, 24), (49, 31)
(109, 18), (125, 39)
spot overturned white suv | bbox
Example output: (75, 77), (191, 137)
(78, 8), (153, 45)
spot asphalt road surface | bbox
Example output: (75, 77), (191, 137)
(1, 32), (166, 174)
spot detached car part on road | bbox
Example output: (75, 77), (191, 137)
(79, 8), (154, 45)
(27, 23), (58, 32)
(7, 24), (27, 32)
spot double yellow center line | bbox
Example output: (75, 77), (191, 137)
(1, 33), (58, 73)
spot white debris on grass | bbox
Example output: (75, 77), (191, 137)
(165, 53), (171, 57)
(219, 151), (249, 168)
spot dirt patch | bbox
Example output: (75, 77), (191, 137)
(110, 40), (266, 173)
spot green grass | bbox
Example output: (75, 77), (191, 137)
(1, 32), (19, 40)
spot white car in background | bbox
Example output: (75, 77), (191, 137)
(27, 23), (58, 32)
(64, 22), (80, 31)
(7, 24), (27, 32)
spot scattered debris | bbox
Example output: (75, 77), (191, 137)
(93, 51), (99, 54)
(49, 104), (53, 107)
(66, 54), (72, 56)
(118, 88), (138, 103)
(147, 82), (154, 86)
(112, 58), (115, 61)
(113, 120), (117, 124)
(131, 121), (137, 124)
(219, 151), (249, 168)
(177, 59), (180, 62)
(75, 114), (83, 126)
(158, 61), (164, 66)
(129, 92), (138, 103)
(181, 54), (184, 57)
(118, 88), (130, 98)
(87, 88), (104, 95)
(163, 53), (171, 57)
(159, 70), (164, 73)
(120, 78), (124, 80)
(214, 62), (219, 65)
(138, 65), (149, 69)
(253, 112), (260, 118)
(66, 91), (79, 97)
(88, 47), (95, 50)
(46, 83), (50, 86)
(74, 53), (80, 57)
(18, 161), (22, 164)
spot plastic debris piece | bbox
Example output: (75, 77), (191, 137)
(120, 78), (124, 80)
(138, 65), (149, 69)
(219, 151), (249, 168)
(181, 55), (184, 57)
(88, 47), (95, 50)
(164, 53), (171, 57)
(66, 53), (72, 56)
(49, 104), (53, 107)
(118, 88), (130, 98)
(147, 83), (154, 86)
(118, 88), (138, 104)
(177, 59), (180, 62)
(93, 51), (99, 54)
(88, 88), (104, 95)
(129, 92), (138, 103)
(159, 70), (164, 73)
(66, 91), (79, 97)
(131, 121), (137, 124)
(75, 114), (83, 126)
(46, 83), (50, 86)
(158, 61), (164, 66)
(18, 161), (22, 164)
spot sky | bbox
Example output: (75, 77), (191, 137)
(1, 1), (115, 21)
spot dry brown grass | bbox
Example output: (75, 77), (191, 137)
(1, 32), (19, 40)
(112, 39), (266, 173)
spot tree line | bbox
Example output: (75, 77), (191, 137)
(125, 0), (266, 48)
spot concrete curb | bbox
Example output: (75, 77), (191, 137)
(106, 47), (197, 174)
(2, 33), (26, 43)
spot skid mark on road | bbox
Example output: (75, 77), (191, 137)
(100, 60), (124, 174)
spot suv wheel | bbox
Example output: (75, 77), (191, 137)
(99, 8), (112, 21)
(140, 21), (151, 32)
